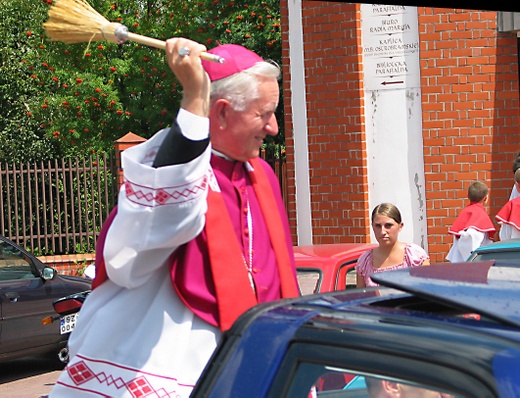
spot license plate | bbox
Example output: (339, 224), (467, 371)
(60, 313), (78, 334)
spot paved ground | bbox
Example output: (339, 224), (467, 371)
(0, 357), (62, 398)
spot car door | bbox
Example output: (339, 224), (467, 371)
(0, 239), (58, 355)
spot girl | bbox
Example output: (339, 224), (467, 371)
(356, 203), (430, 287)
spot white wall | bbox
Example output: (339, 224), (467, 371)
(361, 4), (428, 248)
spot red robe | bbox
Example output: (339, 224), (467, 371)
(496, 196), (520, 232)
(449, 202), (496, 239)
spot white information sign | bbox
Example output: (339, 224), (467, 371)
(361, 4), (420, 90)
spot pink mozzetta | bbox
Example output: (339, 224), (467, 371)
(201, 44), (263, 82)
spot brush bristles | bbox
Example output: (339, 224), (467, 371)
(43, 0), (114, 43)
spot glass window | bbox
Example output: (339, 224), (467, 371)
(304, 366), (462, 397)
(344, 267), (357, 290)
(298, 269), (322, 294)
(0, 240), (34, 281)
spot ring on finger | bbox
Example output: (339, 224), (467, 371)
(179, 46), (191, 57)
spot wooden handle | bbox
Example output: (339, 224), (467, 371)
(126, 32), (166, 50)
(126, 32), (225, 64)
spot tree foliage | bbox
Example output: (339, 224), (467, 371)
(0, 0), (283, 162)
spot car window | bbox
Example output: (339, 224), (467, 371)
(271, 344), (493, 398)
(297, 269), (323, 295)
(307, 368), (461, 397)
(345, 269), (357, 289)
(0, 240), (35, 281)
(295, 365), (462, 397)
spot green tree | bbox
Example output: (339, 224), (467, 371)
(0, 0), (62, 162)
(0, 0), (283, 161)
(193, 0), (285, 147)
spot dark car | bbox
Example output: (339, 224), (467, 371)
(294, 243), (377, 294)
(467, 238), (520, 264)
(0, 235), (91, 365)
(193, 260), (520, 397)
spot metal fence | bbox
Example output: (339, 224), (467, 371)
(261, 147), (288, 210)
(0, 148), (286, 256)
(0, 154), (118, 255)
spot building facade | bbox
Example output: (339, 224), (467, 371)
(280, 2), (520, 262)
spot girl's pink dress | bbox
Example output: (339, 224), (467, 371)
(355, 243), (429, 287)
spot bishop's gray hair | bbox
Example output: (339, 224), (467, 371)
(209, 61), (280, 112)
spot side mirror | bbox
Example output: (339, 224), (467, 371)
(41, 266), (56, 281)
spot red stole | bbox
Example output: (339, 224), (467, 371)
(206, 158), (298, 331)
(496, 196), (520, 231)
(448, 202), (496, 239)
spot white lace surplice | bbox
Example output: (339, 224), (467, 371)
(446, 228), (492, 262)
(50, 112), (222, 397)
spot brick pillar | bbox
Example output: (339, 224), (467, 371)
(114, 132), (147, 188)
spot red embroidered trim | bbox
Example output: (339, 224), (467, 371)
(124, 175), (209, 207)
(61, 356), (194, 398)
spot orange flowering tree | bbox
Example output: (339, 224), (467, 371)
(1, 0), (282, 161)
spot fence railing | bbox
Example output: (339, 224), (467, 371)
(0, 154), (118, 255)
(0, 148), (286, 256)
(261, 147), (288, 210)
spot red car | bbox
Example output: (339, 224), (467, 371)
(294, 243), (377, 295)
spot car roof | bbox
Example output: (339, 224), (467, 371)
(253, 260), (520, 331)
(474, 238), (520, 252)
(194, 260), (520, 397)
(371, 260), (520, 328)
(294, 243), (376, 267)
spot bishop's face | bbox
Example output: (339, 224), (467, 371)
(210, 77), (279, 162)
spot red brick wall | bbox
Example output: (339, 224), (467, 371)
(282, 2), (371, 245)
(281, 4), (520, 261)
(420, 8), (520, 261)
(39, 253), (95, 276)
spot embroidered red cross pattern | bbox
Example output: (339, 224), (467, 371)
(124, 176), (208, 207)
(67, 361), (96, 384)
(67, 361), (180, 397)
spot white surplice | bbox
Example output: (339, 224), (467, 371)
(50, 110), (222, 397)
(446, 228), (493, 263)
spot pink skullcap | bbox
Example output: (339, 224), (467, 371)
(202, 44), (264, 82)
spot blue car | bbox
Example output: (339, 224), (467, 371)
(192, 261), (520, 397)
(467, 239), (520, 264)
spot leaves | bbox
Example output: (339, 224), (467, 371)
(0, 0), (283, 161)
